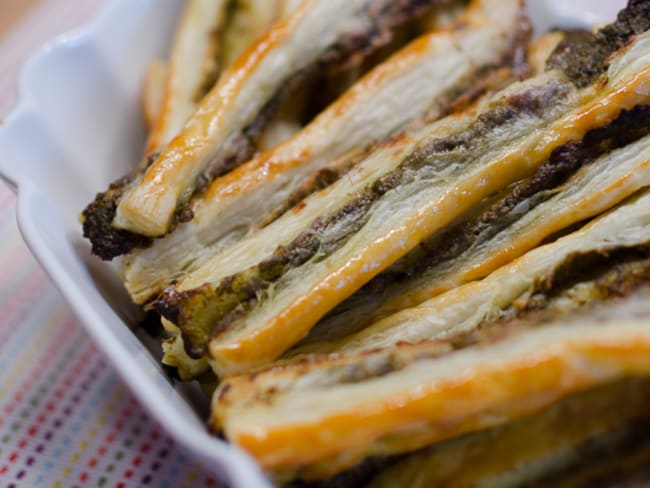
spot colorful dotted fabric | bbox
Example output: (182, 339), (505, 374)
(0, 185), (222, 487)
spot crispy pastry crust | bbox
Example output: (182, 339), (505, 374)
(144, 0), (229, 155)
(300, 103), (650, 343)
(141, 61), (167, 131)
(157, 30), (650, 374)
(113, 0), (442, 238)
(83, 0), (446, 258)
(120, 0), (530, 303)
(294, 188), (650, 355)
(364, 379), (650, 488)
(210, 177), (650, 481)
(214, 315), (650, 480)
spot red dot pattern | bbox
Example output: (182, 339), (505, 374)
(0, 188), (225, 487)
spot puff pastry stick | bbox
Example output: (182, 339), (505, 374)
(213, 273), (650, 480)
(121, 0), (529, 304)
(82, 0), (300, 258)
(107, 0), (443, 239)
(365, 379), (650, 488)
(144, 0), (230, 155)
(145, 0), (297, 156)
(301, 104), (650, 343)
(295, 187), (650, 355)
(141, 61), (167, 131)
(157, 16), (650, 375)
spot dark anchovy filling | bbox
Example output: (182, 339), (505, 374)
(80, 154), (157, 260)
(511, 246), (650, 317)
(82, 0), (444, 260)
(444, 248), (650, 351)
(156, 80), (574, 357)
(546, 0), (650, 87)
(415, 61), (528, 128)
(367, 249), (650, 378)
(330, 104), (650, 308)
(259, 150), (370, 230)
(193, 86), (289, 191)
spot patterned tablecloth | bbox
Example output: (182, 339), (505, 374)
(0, 2), (220, 487)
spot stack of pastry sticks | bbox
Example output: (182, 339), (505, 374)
(82, 0), (650, 485)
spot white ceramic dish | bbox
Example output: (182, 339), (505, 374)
(0, 0), (627, 486)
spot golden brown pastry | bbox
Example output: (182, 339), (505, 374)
(157, 16), (650, 377)
(82, 0), (445, 255)
(121, 0), (529, 304)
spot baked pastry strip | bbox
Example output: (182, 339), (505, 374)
(112, 0), (444, 238)
(213, 286), (650, 480)
(300, 104), (650, 345)
(295, 186), (650, 355)
(144, 0), (229, 155)
(364, 379), (650, 488)
(158, 21), (650, 375)
(121, 0), (529, 304)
